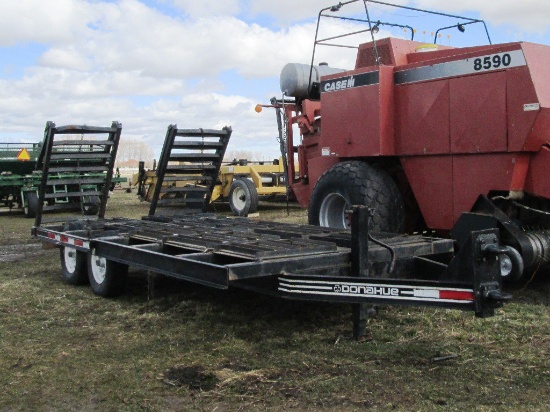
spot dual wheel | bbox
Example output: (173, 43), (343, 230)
(60, 246), (128, 297)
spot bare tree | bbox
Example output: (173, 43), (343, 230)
(224, 150), (275, 163)
(116, 139), (155, 166)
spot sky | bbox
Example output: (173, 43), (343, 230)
(1, 0), (550, 160)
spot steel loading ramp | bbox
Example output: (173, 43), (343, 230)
(148, 126), (231, 215)
(34, 121), (122, 226)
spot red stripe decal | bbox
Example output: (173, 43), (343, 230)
(440, 290), (474, 301)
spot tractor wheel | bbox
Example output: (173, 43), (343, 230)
(229, 178), (259, 216)
(82, 195), (100, 216)
(87, 248), (128, 297)
(308, 161), (405, 232)
(60, 246), (88, 285)
(23, 192), (39, 218)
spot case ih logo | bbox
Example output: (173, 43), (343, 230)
(321, 71), (379, 93)
(323, 75), (356, 92)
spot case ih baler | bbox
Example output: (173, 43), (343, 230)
(263, 0), (550, 283)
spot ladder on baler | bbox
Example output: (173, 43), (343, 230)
(148, 126), (231, 215)
(34, 121), (122, 226)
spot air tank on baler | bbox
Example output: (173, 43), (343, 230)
(280, 63), (345, 99)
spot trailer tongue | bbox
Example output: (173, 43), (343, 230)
(32, 128), (510, 336)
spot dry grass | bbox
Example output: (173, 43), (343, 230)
(0, 190), (549, 411)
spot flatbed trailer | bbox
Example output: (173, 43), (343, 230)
(32, 124), (511, 336)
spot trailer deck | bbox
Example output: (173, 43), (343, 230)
(33, 210), (508, 319)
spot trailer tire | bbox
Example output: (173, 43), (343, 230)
(87, 248), (128, 297)
(82, 195), (100, 216)
(23, 191), (39, 218)
(60, 246), (88, 285)
(229, 178), (259, 216)
(308, 161), (405, 232)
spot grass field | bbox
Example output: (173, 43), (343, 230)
(0, 191), (549, 411)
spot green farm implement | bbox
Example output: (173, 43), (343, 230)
(0, 122), (126, 218)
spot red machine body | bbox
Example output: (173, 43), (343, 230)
(285, 37), (550, 231)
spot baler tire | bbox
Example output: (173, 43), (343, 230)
(308, 161), (405, 232)
(60, 246), (88, 285)
(23, 192), (39, 219)
(229, 178), (259, 216)
(87, 248), (128, 297)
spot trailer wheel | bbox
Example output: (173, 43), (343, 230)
(229, 178), (259, 216)
(60, 246), (88, 285)
(82, 195), (100, 216)
(308, 161), (405, 232)
(23, 191), (39, 218)
(87, 248), (128, 297)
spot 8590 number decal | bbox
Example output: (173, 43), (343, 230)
(473, 53), (512, 71)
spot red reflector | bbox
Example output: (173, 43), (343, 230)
(74, 239), (83, 247)
(60, 235), (69, 243)
(440, 290), (474, 301)
(47, 233), (55, 239)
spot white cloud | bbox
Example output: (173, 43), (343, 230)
(412, 0), (550, 33)
(0, 0), (294, 158)
(171, 0), (241, 18)
(1, 67), (185, 98)
(249, 0), (321, 24)
(1, 0), (549, 161)
(0, 0), (97, 46)
(39, 47), (91, 71)
(249, 0), (550, 34)
(9, 0), (314, 79)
